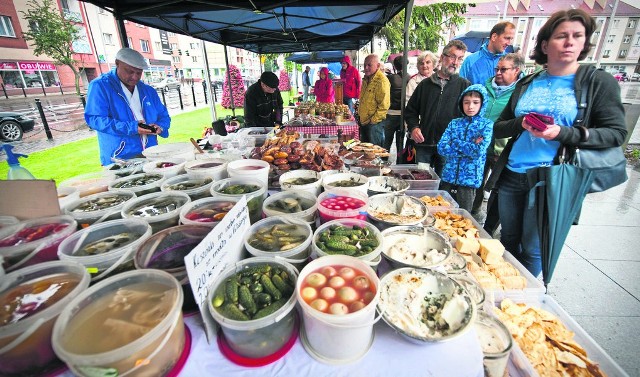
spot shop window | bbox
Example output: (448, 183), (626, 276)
(140, 39), (150, 52)
(0, 15), (16, 37)
(127, 37), (132, 48)
(618, 49), (627, 58)
(623, 35), (631, 44)
(72, 27), (92, 53)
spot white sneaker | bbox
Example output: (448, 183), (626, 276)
(483, 191), (490, 201)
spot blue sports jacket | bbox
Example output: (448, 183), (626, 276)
(437, 84), (493, 188)
(459, 42), (508, 85)
(84, 70), (170, 165)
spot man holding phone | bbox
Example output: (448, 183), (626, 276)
(85, 48), (171, 165)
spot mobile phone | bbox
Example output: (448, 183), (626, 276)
(524, 112), (554, 131)
(139, 123), (158, 133)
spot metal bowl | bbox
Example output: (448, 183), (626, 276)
(367, 193), (428, 230)
(367, 176), (410, 196)
(380, 225), (453, 270)
(377, 267), (476, 343)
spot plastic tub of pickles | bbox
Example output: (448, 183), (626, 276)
(377, 268), (476, 343)
(121, 191), (191, 233)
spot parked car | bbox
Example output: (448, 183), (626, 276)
(631, 73), (640, 82)
(151, 77), (180, 92)
(613, 72), (629, 82)
(0, 112), (35, 141)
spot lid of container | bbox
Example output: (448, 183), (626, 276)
(216, 312), (299, 367)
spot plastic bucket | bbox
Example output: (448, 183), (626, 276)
(59, 171), (116, 197)
(312, 219), (383, 270)
(0, 215), (77, 272)
(207, 257), (298, 360)
(262, 189), (318, 224)
(227, 159), (270, 187)
(322, 172), (369, 195)
(52, 269), (185, 377)
(0, 261), (90, 376)
(103, 158), (147, 179)
(0, 216), (19, 229)
(296, 255), (380, 364)
(142, 158), (187, 178)
(57, 218), (152, 282)
(244, 216), (312, 270)
(210, 177), (267, 224)
(134, 225), (211, 313)
(143, 142), (195, 161)
(109, 172), (166, 197)
(184, 159), (228, 181)
(278, 170), (322, 196)
(57, 186), (80, 210)
(64, 191), (137, 229)
(179, 196), (239, 227)
(316, 189), (368, 224)
(121, 191), (191, 233)
(161, 175), (213, 201)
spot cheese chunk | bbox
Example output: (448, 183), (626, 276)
(478, 239), (505, 265)
(455, 237), (480, 255)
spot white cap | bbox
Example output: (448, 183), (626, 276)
(115, 47), (148, 70)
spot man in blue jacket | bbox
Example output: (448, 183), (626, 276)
(85, 48), (171, 165)
(459, 21), (515, 85)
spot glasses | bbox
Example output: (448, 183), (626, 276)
(494, 67), (516, 74)
(443, 53), (464, 63)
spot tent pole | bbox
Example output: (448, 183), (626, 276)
(223, 44), (236, 116)
(201, 42), (217, 123)
(114, 5), (128, 48)
(400, 0), (414, 128)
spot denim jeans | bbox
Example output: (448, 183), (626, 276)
(497, 168), (542, 277)
(440, 182), (475, 212)
(343, 97), (355, 116)
(362, 119), (386, 148)
(415, 145), (445, 177)
(384, 115), (404, 155)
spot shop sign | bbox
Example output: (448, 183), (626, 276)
(18, 62), (57, 71)
(159, 30), (172, 55)
(0, 62), (19, 70)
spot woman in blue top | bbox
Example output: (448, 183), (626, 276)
(488, 9), (627, 277)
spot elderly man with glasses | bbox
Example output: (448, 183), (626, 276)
(471, 53), (525, 232)
(459, 21), (516, 85)
(405, 40), (471, 176)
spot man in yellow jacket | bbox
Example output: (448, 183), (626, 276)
(358, 54), (390, 147)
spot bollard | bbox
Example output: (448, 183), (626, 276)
(191, 84), (196, 107)
(1, 84), (7, 99)
(59, 85), (64, 95)
(161, 89), (167, 107)
(177, 87), (184, 110)
(80, 94), (86, 108)
(35, 98), (54, 141)
(21, 87), (26, 98)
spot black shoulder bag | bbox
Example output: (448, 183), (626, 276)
(567, 66), (627, 193)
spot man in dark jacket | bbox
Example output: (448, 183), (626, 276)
(405, 40), (471, 176)
(385, 55), (404, 157)
(244, 71), (283, 128)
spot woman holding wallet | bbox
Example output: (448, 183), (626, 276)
(486, 9), (627, 277)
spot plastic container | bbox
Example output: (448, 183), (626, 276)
(52, 269), (185, 377)
(262, 189), (318, 224)
(142, 142), (195, 161)
(103, 158), (147, 178)
(313, 219), (383, 270)
(184, 158), (228, 181)
(316, 189), (368, 224)
(135, 225), (211, 313)
(57, 186), (80, 210)
(0, 261), (90, 376)
(296, 255), (380, 364)
(64, 191), (137, 229)
(0, 215), (77, 272)
(142, 158), (187, 178)
(207, 257), (298, 360)
(227, 159), (270, 187)
(59, 170), (116, 197)
(210, 177), (267, 224)
(474, 311), (512, 377)
(279, 170), (322, 196)
(430, 208), (492, 240)
(179, 196), (239, 227)
(406, 189), (459, 211)
(109, 172), (166, 196)
(388, 164), (441, 190)
(161, 175), (213, 200)
(244, 216), (312, 270)
(322, 172), (369, 195)
(121, 191), (191, 233)
(57, 218), (152, 282)
(0, 216), (19, 229)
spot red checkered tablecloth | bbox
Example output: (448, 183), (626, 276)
(285, 123), (360, 140)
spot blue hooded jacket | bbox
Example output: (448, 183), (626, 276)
(84, 70), (170, 165)
(459, 42), (508, 85)
(437, 84), (493, 188)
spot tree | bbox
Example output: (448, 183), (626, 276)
(378, 4), (468, 53)
(21, 0), (86, 94)
(221, 65), (246, 108)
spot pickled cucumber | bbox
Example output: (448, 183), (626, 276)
(254, 298), (288, 319)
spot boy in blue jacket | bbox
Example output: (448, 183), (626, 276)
(437, 84), (493, 212)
